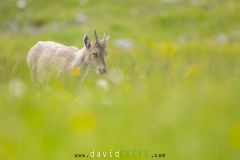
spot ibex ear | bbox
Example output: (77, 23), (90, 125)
(103, 33), (110, 45)
(83, 34), (91, 48)
(106, 36), (110, 42)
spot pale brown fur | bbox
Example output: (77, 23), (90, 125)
(27, 31), (110, 82)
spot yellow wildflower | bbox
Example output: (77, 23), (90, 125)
(155, 42), (176, 57)
(186, 66), (198, 77)
(229, 122), (240, 149)
(69, 111), (96, 134)
(70, 67), (81, 77)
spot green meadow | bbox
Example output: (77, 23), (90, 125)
(0, 0), (240, 159)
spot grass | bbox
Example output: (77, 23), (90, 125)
(0, 0), (240, 159)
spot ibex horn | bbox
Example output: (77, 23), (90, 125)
(103, 32), (107, 45)
(94, 30), (99, 44)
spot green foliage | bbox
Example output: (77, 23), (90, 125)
(0, 0), (240, 159)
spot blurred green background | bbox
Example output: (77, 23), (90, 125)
(0, 0), (240, 159)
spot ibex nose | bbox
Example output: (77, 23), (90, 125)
(98, 67), (107, 74)
(100, 68), (107, 74)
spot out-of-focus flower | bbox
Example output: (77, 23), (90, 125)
(107, 68), (124, 84)
(69, 111), (95, 134)
(101, 98), (113, 106)
(17, 0), (26, 9)
(186, 66), (198, 77)
(229, 122), (240, 149)
(213, 33), (228, 44)
(161, 0), (180, 4)
(70, 67), (81, 77)
(6, 20), (20, 33)
(8, 79), (25, 97)
(74, 13), (88, 24)
(97, 79), (109, 90)
(230, 31), (240, 42)
(79, 0), (88, 5)
(113, 38), (134, 49)
(155, 42), (176, 57)
(190, 0), (205, 5)
(177, 34), (195, 43)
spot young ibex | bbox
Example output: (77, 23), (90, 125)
(27, 30), (110, 82)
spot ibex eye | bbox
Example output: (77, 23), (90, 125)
(93, 52), (98, 58)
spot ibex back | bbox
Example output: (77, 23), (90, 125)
(27, 30), (110, 82)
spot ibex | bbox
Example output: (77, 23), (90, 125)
(27, 30), (110, 82)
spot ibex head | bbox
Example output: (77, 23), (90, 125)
(83, 30), (110, 74)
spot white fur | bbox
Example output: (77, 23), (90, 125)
(27, 41), (89, 81)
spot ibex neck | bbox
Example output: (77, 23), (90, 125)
(71, 47), (88, 68)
